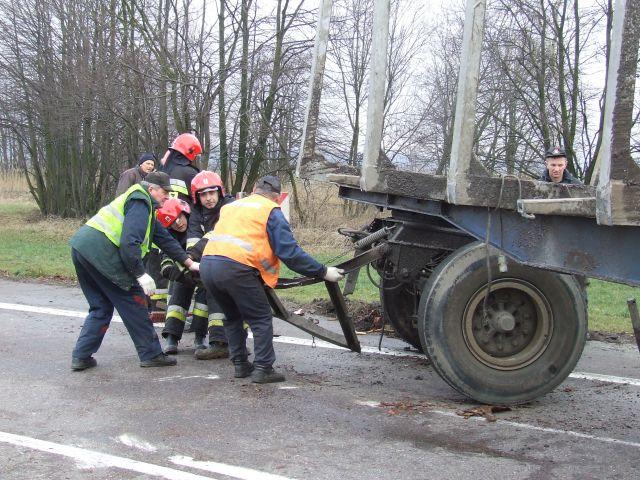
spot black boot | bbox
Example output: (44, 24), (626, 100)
(195, 341), (229, 360)
(233, 359), (254, 378)
(71, 357), (97, 371)
(251, 365), (285, 383)
(164, 334), (179, 355)
(140, 353), (177, 367)
(194, 335), (207, 351)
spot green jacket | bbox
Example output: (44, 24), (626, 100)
(69, 186), (155, 290)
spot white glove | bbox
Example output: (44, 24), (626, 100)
(188, 261), (200, 273)
(324, 266), (345, 282)
(136, 273), (156, 296)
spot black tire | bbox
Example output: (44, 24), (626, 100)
(380, 278), (423, 351)
(419, 242), (587, 405)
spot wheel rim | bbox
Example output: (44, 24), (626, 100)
(462, 279), (553, 371)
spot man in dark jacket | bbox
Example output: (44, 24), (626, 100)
(69, 172), (199, 371)
(540, 146), (582, 184)
(115, 153), (156, 196)
(199, 175), (344, 383)
(159, 133), (202, 204)
(185, 171), (238, 360)
(161, 170), (234, 358)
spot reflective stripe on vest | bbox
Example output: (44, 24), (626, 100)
(170, 178), (189, 196)
(186, 237), (201, 249)
(86, 184), (153, 257)
(202, 194), (281, 288)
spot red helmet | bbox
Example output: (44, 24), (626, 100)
(191, 170), (225, 203)
(156, 198), (191, 227)
(170, 133), (203, 162)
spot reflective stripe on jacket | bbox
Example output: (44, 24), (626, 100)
(202, 194), (280, 288)
(86, 184), (153, 257)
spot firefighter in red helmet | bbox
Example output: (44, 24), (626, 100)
(147, 198), (191, 318)
(187, 171), (242, 359)
(159, 133), (202, 204)
(157, 198), (191, 233)
(158, 195), (209, 354)
(161, 170), (237, 358)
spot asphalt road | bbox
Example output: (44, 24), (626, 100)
(0, 278), (639, 480)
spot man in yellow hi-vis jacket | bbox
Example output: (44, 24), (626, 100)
(69, 172), (199, 371)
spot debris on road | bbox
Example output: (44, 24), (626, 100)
(304, 298), (395, 336)
(456, 405), (511, 422)
(379, 400), (434, 415)
(588, 330), (636, 345)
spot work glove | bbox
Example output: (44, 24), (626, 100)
(188, 261), (200, 273)
(161, 262), (183, 282)
(323, 266), (345, 283)
(136, 273), (156, 296)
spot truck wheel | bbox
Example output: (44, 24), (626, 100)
(380, 279), (423, 351)
(419, 242), (587, 405)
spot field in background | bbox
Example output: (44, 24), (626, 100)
(0, 173), (636, 334)
(0, 173), (82, 279)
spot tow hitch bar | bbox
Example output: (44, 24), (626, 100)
(265, 244), (389, 353)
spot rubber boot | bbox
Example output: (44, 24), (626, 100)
(194, 334), (207, 351)
(251, 365), (285, 384)
(194, 341), (229, 360)
(164, 334), (179, 355)
(233, 359), (254, 378)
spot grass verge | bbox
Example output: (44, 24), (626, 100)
(0, 199), (637, 334)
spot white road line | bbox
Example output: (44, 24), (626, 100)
(155, 375), (220, 382)
(0, 302), (98, 319)
(0, 302), (124, 323)
(170, 455), (297, 480)
(117, 434), (158, 452)
(0, 431), (215, 480)
(2, 302), (639, 388)
(568, 372), (640, 387)
(269, 334), (418, 357)
(431, 410), (640, 449)
(357, 401), (640, 449)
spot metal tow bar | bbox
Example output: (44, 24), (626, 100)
(265, 244), (389, 353)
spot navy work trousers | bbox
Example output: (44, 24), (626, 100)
(200, 256), (275, 367)
(71, 249), (164, 362)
